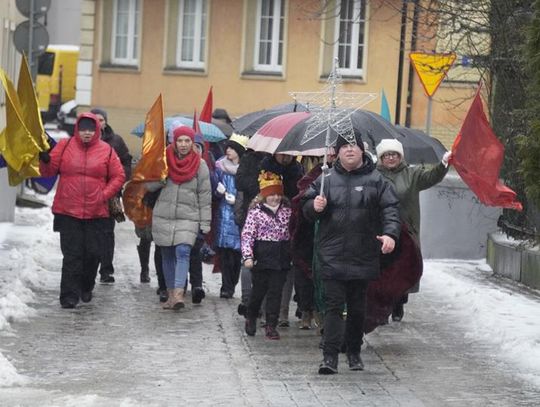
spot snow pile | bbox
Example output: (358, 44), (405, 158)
(424, 260), (540, 386)
(0, 352), (27, 387)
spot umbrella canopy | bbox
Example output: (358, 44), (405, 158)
(394, 126), (447, 164)
(259, 110), (447, 164)
(247, 112), (310, 154)
(232, 102), (309, 136)
(131, 116), (226, 142)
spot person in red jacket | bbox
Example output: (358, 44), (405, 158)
(39, 113), (125, 308)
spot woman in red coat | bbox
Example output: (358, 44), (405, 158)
(39, 113), (125, 308)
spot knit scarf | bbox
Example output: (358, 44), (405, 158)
(166, 144), (200, 185)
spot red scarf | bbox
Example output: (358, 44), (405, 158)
(166, 145), (201, 184)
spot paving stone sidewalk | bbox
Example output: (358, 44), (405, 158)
(0, 221), (538, 406)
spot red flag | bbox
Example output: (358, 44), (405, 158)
(200, 86), (213, 123)
(192, 109), (202, 134)
(451, 89), (522, 211)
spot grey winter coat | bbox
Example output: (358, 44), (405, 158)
(152, 160), (212, 247)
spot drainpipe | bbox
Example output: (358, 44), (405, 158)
(405, 0), (420, 127)
(394, 0), (408, 125)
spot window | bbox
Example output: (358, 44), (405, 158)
(111, 0), (140, 65)
(254, 0), (284, 72)
(176, 0), (207, 69)
(334, 0), (366, 76)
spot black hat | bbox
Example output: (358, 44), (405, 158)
(78, 117), (96, 131)
(226, 140), (246, 158)
(335, 129), (365, 152)
(90, 108), (108, 122)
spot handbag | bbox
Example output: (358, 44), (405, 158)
(109, 196), (126, 223)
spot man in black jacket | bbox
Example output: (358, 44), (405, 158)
(91, 108), (133, 283)
(302, 130), (401, 375)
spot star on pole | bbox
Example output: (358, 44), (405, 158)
(289, 58), (377, 194)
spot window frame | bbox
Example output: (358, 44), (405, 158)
(175, 0), (207, 69)
(111, 0), (141, 66)
(333, 0), (367, 77)
(253, 0), (284, 73)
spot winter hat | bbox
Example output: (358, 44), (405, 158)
(90, 108), (108, 122)
(213, 108), (232, 124)
(376, 139), (404, 160)
(78, 116), (97, 131)
(172, 125), (195, 142)
(226, 133), (249, 158)
(335, 129), (365, 152)
(258, 171), (283, 198)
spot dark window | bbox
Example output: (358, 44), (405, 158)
(38, 52), (55, 75)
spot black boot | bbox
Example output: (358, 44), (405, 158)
(391, 304), (404, 321)
(346, 353), (364, 371)
(318, 354), (338, 375)
(137, 242), (151, 283)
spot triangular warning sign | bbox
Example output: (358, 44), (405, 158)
(410, 52), (456, 97)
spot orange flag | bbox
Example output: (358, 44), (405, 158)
(200, 86), (213, 123)
(451, 87), (522, 211)
(123, 94), (168, 228)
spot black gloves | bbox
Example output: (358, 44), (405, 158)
(38, 151), (51, 164)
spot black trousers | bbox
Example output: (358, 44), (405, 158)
(98, 217), (115, 276)
(55, 215), (109, 306)
(294, 267), (314, 313)
(322, 279), (368, 356)
(138, 238), (166, 290)
(247, 268), (288, 327)
(218, 248), (242, 296)
(189, 236), (204, 289)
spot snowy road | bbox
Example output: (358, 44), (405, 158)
(0, 206), (539, 406)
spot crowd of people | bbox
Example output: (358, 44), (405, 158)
(39, 109), (452, 374)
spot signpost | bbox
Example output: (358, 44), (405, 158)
(409, 52), (456, 135)
(13, 0), (51, 81)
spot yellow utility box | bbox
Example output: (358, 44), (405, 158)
(36, 45), (79, 121)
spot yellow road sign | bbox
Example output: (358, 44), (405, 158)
(410, 52), (456, 97)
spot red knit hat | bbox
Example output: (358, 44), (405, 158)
(172, 126), (195, 142)
(258, 171), (283, 198)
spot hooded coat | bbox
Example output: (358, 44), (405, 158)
(376, 161), (448, 241)
(40, 113), (125, 219)
(302, 155), (401, 281)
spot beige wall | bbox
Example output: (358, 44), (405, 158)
(89, 0), (474, 156)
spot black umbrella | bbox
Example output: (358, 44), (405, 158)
(231, 102), (309, 137)
(274, 110), (447, 164)
(394, 126), (447, 164)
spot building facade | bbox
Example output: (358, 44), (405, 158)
(79, 0), (475, 156)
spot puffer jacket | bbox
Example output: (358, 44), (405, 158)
(241, 202), (292, 271)
(40, 113), (125, 219)
(377, 161), (448, 241)
(152, 160), (212, 247)
(302, 155), (401, 281)
(215, 157), (241, 250)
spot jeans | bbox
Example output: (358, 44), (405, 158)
(322, 279), (368, 356)
(161, 244), (191, 289)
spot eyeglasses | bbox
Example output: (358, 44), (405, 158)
(381, 152), (400, 159)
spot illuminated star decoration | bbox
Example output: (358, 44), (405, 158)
(289, 58), (377, 148)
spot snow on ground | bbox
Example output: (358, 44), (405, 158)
(422, 260), (540, 387)
(1, 204), (539, 389)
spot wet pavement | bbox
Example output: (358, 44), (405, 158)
(0, 220), (539, 406)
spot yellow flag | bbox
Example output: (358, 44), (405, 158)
(18, 54), (48, 150)
(409, 52), (456, 97)
(0, 69), (40, 179)
(7, 55), (50, 185)
(123, 94), (168, 228)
